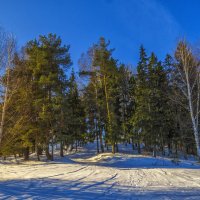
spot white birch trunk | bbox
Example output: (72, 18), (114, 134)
(0, 68), (10, 143)
(177, 41), (200, 159)
(0, 34), (15, 144)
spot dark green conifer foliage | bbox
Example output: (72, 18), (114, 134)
(0, 35), (199, 160)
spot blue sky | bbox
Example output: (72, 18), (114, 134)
(0, 0), (200, 70)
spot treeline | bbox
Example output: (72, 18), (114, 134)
(0, 30), (200, 160)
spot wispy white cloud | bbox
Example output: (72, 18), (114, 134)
(105, 0), (182, 60)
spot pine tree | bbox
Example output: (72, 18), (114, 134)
(80, 37), (119, 153)
(115, 65), (135, 146)
(132, 45), (148, 153)
(67, 70), (86, 151)
(92, 37), (119, 153)
(24, 33), (71, 160)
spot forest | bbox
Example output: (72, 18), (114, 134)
(0, 29), (200, 161)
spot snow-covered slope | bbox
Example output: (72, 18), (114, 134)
(0, 144), (200, 200)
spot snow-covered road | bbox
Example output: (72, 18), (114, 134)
(0, 146), (200, 199)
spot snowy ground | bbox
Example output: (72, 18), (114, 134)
(0, 144), (200, 200)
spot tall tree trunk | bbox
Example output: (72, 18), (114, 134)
(99, 127), (104, 153)
(116, 143), (119, 153)
(0, 35), (15, 144)
(187, 74), (200, 159)
(103, 74), (112, 145)
(0, 68), (10, 144)
(176, 42), (200, 160)
(75, 140), (78, 152)
(96, 130), (99, 154)
(45, 143), (52, 160)
(153, 145), (157, 157)
(131, 137), (135, 150)
(36, 147), (40, 161)
(112, 143), (115, 154)
(51, 139), (54, 161)
(60, 141), (64, 157)
(168, 142), (172, 156)
(35, 133), (41, 161)
(137, 141), (141, 154)
(35, 144), (39, 161)
(23, 147), (29, 160)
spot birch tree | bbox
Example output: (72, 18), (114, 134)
(0, 32), (16, 144)
(174, 41), (200, 159)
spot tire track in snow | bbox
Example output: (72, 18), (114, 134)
(23, 165), (89, 183)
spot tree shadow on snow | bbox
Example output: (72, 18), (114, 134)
(0, 178), (200, 200)
(91, 156), (200, 169)
(60, 154), (200, 169)
(34, 153), (200, 170)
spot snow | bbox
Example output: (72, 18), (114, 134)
(0, 143), (200, 199)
